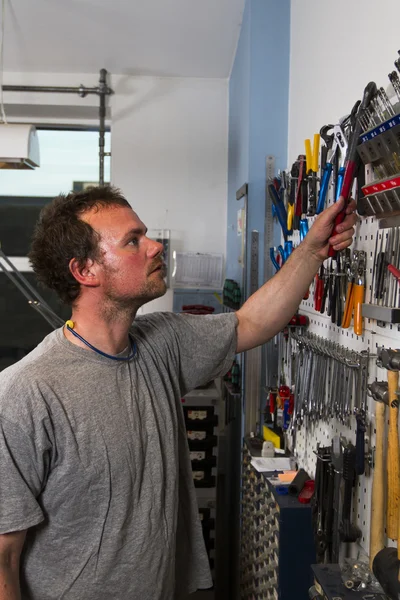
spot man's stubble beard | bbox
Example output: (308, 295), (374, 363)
(102, 275), (167, 320)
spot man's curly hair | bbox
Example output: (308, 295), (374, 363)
(29, 186), (131, 305)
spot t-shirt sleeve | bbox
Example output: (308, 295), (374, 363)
(0, 416), (48, 533)
(158, 312), (238, 395)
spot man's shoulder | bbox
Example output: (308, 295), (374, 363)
(0, 329), (63, 417)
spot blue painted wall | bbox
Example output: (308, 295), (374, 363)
(226, 0), (251, 286)
(227, 0), (291, 291)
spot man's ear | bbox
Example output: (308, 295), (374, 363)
(69, 258), (100, 288)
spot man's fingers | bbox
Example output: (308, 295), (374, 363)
(345, 199), (357, 214)
(335, 213), (358, 233)
(329, 227), (355, 248)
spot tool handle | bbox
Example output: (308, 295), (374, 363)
(305, 139), (312, 174)
(355, 416), (365, 476)
(387, 369), (400, 540)
(317, 162), (332, 214)
(335, 166), (346, 202)
(268, 184), (288, 239)
(353, 284), (365, 336)
(314, 275), (324, 312)
(327, 203), (347, 258)
(312, 134), (320, 174)
(287, 201), (294, 232)
(388, 263), (400, 282)
(341, 159), (357, 201)
(341, 282), (354, 329)
(370, 400), (386, 569)
(269, 248), (280, 272)
(331, 470), (342, 563)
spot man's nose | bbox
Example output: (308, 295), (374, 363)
(147, 238), (164, 258)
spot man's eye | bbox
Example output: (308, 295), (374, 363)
(128, 238), (139, 246)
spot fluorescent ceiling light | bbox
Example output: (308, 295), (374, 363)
(0, 123), (40, 169)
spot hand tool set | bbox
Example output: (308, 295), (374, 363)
(362, 226), (400, 326)
(240, 50), (400, 600)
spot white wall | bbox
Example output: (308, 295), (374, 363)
(288, 0), (400, 165)
(2, 71), (229, 313)
(111, 75), (229, 314)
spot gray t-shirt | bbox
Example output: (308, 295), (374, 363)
(0, 311), (237, 600)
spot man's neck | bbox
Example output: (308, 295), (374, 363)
(64, 304), (137, 356)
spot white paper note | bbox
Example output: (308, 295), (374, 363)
(250, 457), (293, 473)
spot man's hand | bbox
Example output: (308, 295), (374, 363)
(304, 197), (358, 262)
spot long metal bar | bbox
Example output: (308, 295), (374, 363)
(3, 85), (99, 95)
(98, 69), (108, 186)
(2, 68), (113, 185)
(0, 250), (64, 328)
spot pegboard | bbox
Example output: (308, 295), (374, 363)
(272, 113), (400, 560)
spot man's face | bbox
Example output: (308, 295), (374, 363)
(81, 205), (166, 307)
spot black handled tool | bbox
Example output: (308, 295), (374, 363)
(339, 441), (361, 543)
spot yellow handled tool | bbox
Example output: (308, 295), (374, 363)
(305, 139), (312, 174)
(369, 390), (386, 569)
(287, 201), (294, 232)
(353, 284), (365, 337)
(312, 133), (320, 174)
(387, 367), (400, 540)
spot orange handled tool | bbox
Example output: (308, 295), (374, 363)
(341, 251), (365, 336)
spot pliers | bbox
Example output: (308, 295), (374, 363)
(268, 179), (288, 240)
(269, 242), (293, 272)
(317, 124), (348, 214)
(342, 250), (366, 336)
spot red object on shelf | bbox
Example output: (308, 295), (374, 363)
(288, 314), (309, 327)
(298, 480), (315, 504)
(388, 264), (400, 282)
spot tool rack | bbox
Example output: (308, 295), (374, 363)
(269, 59), (400, 565)
(240, 443), (315, 600)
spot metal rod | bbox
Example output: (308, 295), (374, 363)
(98, 69), (107, 186)
(2, 85), (101, 95)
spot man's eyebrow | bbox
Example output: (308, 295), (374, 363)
(121, 227), (148, 242)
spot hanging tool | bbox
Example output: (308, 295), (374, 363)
(339, 441), (361, 544)
(305, 133), (320, 216)
(368, 380), (388, 569)
(289, 160), (299, 232)
(377, 348), (400, 541)
(317, 124), (348, 214)
(355, 351), (368, 476)
(331, 436), (343, 563)
(328, 82), (377, 258)
(294, 155), (307, 229)
(341, 250), (366, 336)
(314, 265), (325, 312)
(268, 180), (288, 240)
(389, 71), (400, 103)
(269, 242), (293, 272)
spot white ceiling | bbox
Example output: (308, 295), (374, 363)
(2, 0), (245, 78)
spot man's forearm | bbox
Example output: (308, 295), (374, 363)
(236, 242), (321, 352)
(0, 567), (21, 600)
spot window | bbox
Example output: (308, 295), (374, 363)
(0, 128), (110, 369)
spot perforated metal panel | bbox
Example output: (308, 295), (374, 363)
(277, 165), (400, 558)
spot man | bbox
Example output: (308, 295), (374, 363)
(0, 186), (357, 600)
